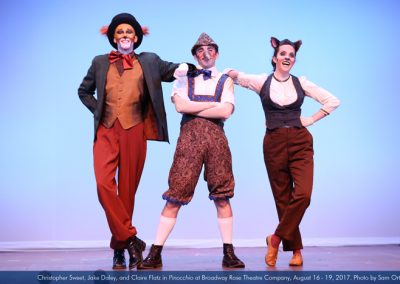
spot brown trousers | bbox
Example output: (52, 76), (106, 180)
(93, 119), (146, 249)
(263, 127), (314, 251)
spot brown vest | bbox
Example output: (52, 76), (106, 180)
(102, 59), (144, 129)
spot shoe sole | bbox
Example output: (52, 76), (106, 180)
(137, 264), (163, 270)
(289, 259), (304, 266)
(222, 264), (245, 269)
(112, 266), (127, 270)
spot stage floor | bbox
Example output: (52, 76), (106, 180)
(1, 245), (400, 271)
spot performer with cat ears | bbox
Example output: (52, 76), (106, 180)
(226, 37), (340, 267)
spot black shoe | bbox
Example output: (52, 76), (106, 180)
(112, 249), (126, 270)
(137, 244), (163, 270)
(126, 236), (146, 269)
(222, 243), (245, 268)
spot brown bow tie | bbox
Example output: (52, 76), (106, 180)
(108, 51), (133, 70)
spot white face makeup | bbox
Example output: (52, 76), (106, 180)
(194, 45), (218, 69)
(273, 44), (296, 73)
(113, 23), (137, 53)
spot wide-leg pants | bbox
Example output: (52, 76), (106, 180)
(93, 119), (146, 249)
(263, 127), (314, 251)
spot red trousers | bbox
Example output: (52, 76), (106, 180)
(93, 119), (146, 249)
(263, 127), (314, 251)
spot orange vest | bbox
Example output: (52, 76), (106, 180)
(102, 59), (144, 129)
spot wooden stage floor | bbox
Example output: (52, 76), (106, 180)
(1, 245), (400, 271)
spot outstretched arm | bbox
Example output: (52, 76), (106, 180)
(157, 55), (179, 82)
(225, 68), (267, 94)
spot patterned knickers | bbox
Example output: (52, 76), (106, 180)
(162, 118), (235, 205)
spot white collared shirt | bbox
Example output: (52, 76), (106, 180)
(235, 72), (339, 114)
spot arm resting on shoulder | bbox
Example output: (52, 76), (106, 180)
(225, 69), (266, 94)
(157, 55), (180, 82)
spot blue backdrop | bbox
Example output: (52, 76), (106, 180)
(0, 0), (399, 247)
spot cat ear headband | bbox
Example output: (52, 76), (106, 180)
(270, 36), (302, 52)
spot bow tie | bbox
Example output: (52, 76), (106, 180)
(187, 69), (212, 80)
(108, 51), (134, 70)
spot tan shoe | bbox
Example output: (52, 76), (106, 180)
(265, 235), (278, 266)
(289, 253), (303, 266)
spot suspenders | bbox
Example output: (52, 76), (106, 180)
(180, 74), (229, 127)
(187, 74), (229, 102)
